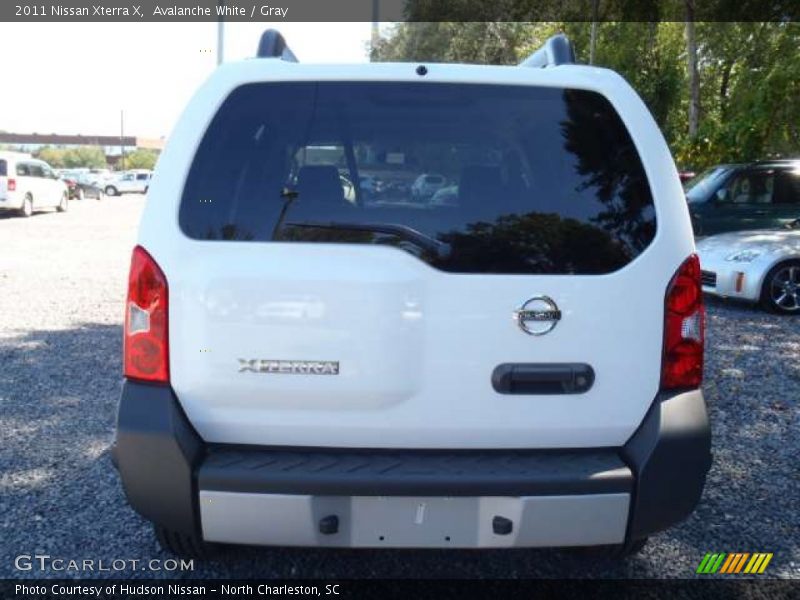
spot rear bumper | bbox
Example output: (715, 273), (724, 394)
(115, 381), (711, 548)
(0, 193), (23, 210)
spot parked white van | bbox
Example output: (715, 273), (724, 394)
(115, 31), (711, 559)
(0, 152), (69, 216)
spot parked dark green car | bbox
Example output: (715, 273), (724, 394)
(686, 160), (800, 236)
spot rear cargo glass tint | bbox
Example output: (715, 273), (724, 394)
(0, 160), (6, 176)
(180, 82), (655, 274)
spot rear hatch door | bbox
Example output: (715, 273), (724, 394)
(164, 79), (668, 449)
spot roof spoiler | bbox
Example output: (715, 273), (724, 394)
(519, 34), (575, 68)
(256, 29), (298, 62)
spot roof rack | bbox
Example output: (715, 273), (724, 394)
(519, 34), (575, 68)
(256, 29), (297, 62)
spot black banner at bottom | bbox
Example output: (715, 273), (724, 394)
(3, 579), (799, 600)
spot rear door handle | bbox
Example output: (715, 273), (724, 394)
(492, 363), (595, 395)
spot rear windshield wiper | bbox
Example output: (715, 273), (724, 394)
(282, 221), (451, 259)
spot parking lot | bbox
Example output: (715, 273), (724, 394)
(0, 196), (797, 579)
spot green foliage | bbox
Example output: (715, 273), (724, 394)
(34, 146), (107, 169)
(35, 146), (66, 168)
(372, 21), (800, 170)
(372, 22), (537, 64)
(123, 149), (159, 170)
(64, 146), (107, 168)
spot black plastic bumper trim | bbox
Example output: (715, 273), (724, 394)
(115, 380), (203, 535)
(114, 382), (711, 542)
(621, 389), (712, 540)
(198, 446), (632, 497)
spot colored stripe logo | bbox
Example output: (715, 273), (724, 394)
(697, 552), (773, 574)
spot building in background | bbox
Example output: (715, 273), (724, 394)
(0, 132), (165, 166)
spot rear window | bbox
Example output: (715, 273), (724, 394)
(180, 82), (656, 274)
(0, 160), (6, 177)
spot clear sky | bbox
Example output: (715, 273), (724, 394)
(0, 22), (373, 139)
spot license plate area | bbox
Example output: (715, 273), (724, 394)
(199, 491), (630, 548)
(351, 496), (479, 547)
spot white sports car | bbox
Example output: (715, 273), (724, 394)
(697, 222), (800, 314)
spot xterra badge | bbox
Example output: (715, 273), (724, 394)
(238, 359), (340, 375)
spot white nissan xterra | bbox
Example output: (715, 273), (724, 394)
(115, 31), (711, 558)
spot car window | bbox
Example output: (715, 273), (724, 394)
(0, 160), (6, 177)
(16, 163), (30, 177)
(28, 163), (45, 178)
(685, 166), (732, 203)
(773, 170), (800, 205)
(723, 170), (775, 205)
(136, 174), (149, 180)
(180, 82), (656, 275)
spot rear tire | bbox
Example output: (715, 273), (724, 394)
(154, 525), (215, 559)
(19, 195), (33, 217)
(760, 260), (800, 315)
(105, 185), (118, 197)
(57, 193), (68, 212)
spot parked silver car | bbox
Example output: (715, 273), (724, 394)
(697, 220), (800, 313)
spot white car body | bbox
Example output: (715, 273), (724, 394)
(358, 176), (379, 194)
(430, 184), (459, 207)
(0, 152), (68, 214)
(141, 60), (696, 449)
(116, 35), (710, 553)
(411, 173), (447, 200)
(697, 228), (800, 304)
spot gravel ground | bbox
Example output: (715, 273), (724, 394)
(0, 196), (797, 580)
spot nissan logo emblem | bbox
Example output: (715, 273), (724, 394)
(514, 296), (562, 336)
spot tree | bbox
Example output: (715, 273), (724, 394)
(589, 0), (600, 64)
(35, 146), (67, 168)
(124, 149), (159, 170)
(372, 22), (538, 65)
(36, 146), (108, 168)
(685, 1), (700, 138)
(372, 21), (800, 171)
(62, 146), (106, 169)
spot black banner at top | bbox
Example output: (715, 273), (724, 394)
(1, 0), (798, 22)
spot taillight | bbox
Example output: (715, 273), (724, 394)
(661, 254), (704, 390)
(8, 178), (16, 192)
(124, 245), (169, 383)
